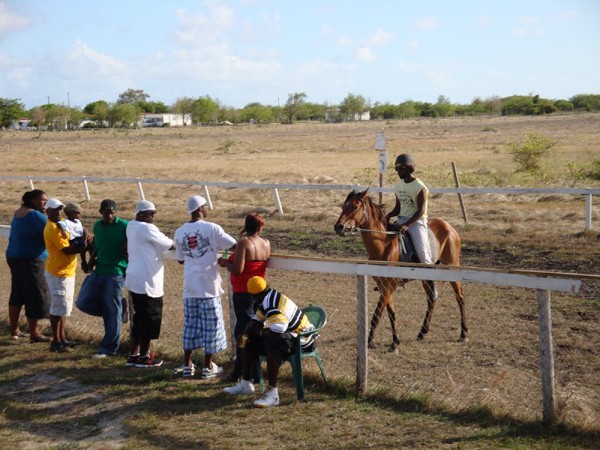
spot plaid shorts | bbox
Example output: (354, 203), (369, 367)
(183, 297), (228, 354)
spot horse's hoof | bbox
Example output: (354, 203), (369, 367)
(417, 333), (425, 341)
(388, 345), (398, 354)
(458, 336), (468, 343)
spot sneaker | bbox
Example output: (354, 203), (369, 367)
(125, 354), (140, 367)
(223, 379), (255, 395)
(135, 352), (163, 368)
(183, 363), (196, 377)
(92, 353), (108, 359)
(254, 387), (279, 408)
(201, 362), (223, 379)
(49, 340), (69, 353)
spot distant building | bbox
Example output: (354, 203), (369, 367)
(140, 113), (192, 127)
(11, 119), (32, 130)
(325, 109), (370, 122)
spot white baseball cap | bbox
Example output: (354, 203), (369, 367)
(135, 200), (156, 213)
(46, 198), (65, 210)
(187, 195), (207, 214)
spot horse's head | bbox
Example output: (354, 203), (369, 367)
(333, 189), (369, 236)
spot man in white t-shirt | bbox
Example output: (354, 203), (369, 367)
(174, 195), (236, 379)
(124, 200), (174, 368)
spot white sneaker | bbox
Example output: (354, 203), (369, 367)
(253, 387), (279, 408)
(92, 353), (108, 359)
(201, 362), (223, 379)
(223, 379), (255, 395)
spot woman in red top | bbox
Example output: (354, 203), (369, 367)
(218, 213), (271, 381)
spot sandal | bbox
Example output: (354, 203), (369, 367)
(30, 335), (51, 343)
(182, 364), (196, 377)
(9, 331), (26, 341)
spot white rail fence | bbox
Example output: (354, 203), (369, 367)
(0, 224), (583, 424)
(0, 175), (597, 231)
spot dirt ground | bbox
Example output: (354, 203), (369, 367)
(0, 115), (599, 448)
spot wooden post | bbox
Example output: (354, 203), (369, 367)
(82, 178), (91, 201)
(356, 274), (369, 393)
(203, 185), (213, 210)
(451, 162), (468, 223)
(273, 188), (284, 214)
(584, 193), (592, 232)
(536, 289), (556, 425)
(136, 180), (145, 200)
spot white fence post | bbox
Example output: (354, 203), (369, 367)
(585, 193), (592, 232)
(273, 188), (284, 214)
(536, 289), (556, 425)
(136, 180), (145, 200)
(28, 176), (34, 190)
(203, 185), (213, 210)
(82, 178), (91, 201)
(356, 274), (369, 393)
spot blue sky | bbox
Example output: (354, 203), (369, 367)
(1, 0), (598, 110)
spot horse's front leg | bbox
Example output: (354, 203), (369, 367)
(368, 297), (386, 349)
(385, 302), (400, 352)
(451, 281), (468, 342)
(417, 280), (437, 340)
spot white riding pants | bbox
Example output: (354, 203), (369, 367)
(398, 217), (434, 265)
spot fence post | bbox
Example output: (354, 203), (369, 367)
(136, 180), (145, 200)
(82, 177), (91, 201)
(202, 185), (213, 210)
(28, 176), (35, 190)
(452, 161), (468, 223)
(273, 188), (284, 214)
(356, 274), (369, 393)
(536, 289), (556, 425)
(585, 193), (592, 232)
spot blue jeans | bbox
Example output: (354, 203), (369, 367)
(76, 272), (124, 355)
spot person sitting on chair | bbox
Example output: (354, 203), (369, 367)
(385, 153), (438, 301)
(223, 276), (315, 408)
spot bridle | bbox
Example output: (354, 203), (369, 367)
(343, 196), (398, 236)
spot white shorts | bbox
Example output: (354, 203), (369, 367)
(45, 272), (75, 317)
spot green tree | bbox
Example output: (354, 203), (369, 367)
(433, 95), (454, 117)
(508, 131), (556, 172)
(0, 98), (26, 129)
(67, 107), (85, 129)
(339, 93), (368, 120)
(241, 102), (275, 123)
(192, 96), (219, 124)
(117, 88), (150, 106)
(283, 92), (307, 123)
(570, 94), (600, 112)
(172, 97), (196, 121)
(29, 106), (46, 128)
(304, 102), (326, 121)
(109, 103), (139, 127)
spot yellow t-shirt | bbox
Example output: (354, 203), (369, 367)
(44, 221), (77, 278)
(393, 177), (429, 220)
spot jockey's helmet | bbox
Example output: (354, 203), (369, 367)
(394, 154), (416, 171)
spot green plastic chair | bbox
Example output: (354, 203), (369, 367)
(256, 305), (329, 401)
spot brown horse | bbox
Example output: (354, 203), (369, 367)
(333, 189), (467, 351)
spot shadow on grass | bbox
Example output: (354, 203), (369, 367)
(327, 379), (600, 448)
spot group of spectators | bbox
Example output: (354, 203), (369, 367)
(5, 189), (317, 408)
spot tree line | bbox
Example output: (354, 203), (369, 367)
(1, 89), (599, 130)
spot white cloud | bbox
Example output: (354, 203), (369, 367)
(173, 4), (236, 47)
(63, 40), (131, 78)
(321, 24), (332, 38)
(477, 15), (492, 29)
(425, 69), (455, 87)
(552, 10), (580, 20)
(0, 1), (34, 37)
(365, 28), (393, 46)
(356, 47), (376, 61)
(337, 35), (352, 47)
(408, 39), (419, 49)
(416, 16), (439, 30)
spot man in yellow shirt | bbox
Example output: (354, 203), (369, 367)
(44, 198), (85, 353)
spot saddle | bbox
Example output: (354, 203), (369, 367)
(387, 223), (439, 264)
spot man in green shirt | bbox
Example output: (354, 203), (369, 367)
(75, 199), (129, 358)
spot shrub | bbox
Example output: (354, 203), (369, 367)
(508, 132), (556, 172)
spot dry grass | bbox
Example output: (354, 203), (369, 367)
(1, 115), (599, 449)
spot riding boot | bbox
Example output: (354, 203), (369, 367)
(426, 280), (438, 301)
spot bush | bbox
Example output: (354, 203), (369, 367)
(508, 132), (556, 172)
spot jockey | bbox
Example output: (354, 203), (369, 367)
(385, 153), (438, 301)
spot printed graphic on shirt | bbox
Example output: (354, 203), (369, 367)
(398, 192), (415, 211)
(181, 231), (212, 258)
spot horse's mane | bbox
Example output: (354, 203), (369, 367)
(347, 191), (388, 227)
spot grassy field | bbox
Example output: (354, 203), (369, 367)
(1, 114), (599, 449)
